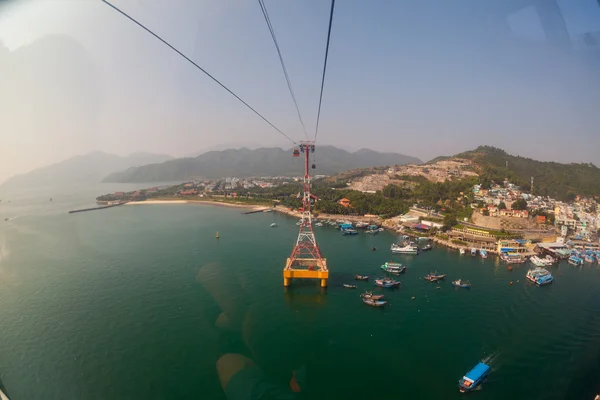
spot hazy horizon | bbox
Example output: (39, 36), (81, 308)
(1, 0), (599, 184)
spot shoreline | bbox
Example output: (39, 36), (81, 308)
(124, 199), (267, 210)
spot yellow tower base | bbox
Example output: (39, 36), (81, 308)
(283, 258), (328, 287)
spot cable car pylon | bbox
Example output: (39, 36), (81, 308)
(284, 141), (328, 287)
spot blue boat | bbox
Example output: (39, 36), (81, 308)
(374, 278), (402, 288)
(568, 255), (583, 266)
(526, 267), (554, 286)
(584, 254), (595, 263)
(458, 361), (491, 392)
(479, 249), (488, 259)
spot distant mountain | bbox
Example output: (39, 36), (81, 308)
(0, 152), (173, 189)
(102, 146), (422, 182)
(430, 146), (600, 201)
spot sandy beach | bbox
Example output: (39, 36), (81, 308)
(125, 199), (267, 210)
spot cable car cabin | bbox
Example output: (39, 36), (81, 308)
(292, 148), (300, 157)
(311, 163), (316, 169)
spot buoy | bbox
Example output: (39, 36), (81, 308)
(216, 231), (219, 239)
(510, 281), (513, 285)
(508, 266), (513, 271)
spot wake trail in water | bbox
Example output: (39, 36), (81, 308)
(4, 206), (62, 221)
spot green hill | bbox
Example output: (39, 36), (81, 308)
(437, 146), (600, 201)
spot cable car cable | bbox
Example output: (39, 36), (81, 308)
(314, 0), (335, 143)
(101, 0), (297, 145)
(257, 0), (308, 140)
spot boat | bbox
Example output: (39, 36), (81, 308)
(568, 255), (583, 266)
(585, 254), (595, 263)
(459, 248), (466, 255)
(458, 361), (491, 393)
(354, 275), (370, 281)
(263, 209), (272, 212)
(425, 273), (446, 282)
(544, 255), (556, 264)
(479, 249), (488, 259)
(421, 244), (432, 251)
(216, 231), (219, 239)
(452, 279), (471, 288)
(365, 229), (379, 235)
(500, 252), (526, 264)
(381, 262), (406, 274)
(526, 267), (554, 286)
(362, 298), (387, 307)
(390, 243), (419, 255)
(356, 222), (369, 229)
(343, 284), (357, 289)
(471, 248), (477, 256)
(361, 292), (385, 300)
(530, 255), (551, 267)
(374, 278), (402, 288)
(341, 228), (358, 235)
(270, 222), (277, 227)
(315, 222), (323, 227)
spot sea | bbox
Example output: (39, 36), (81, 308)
(1, 184), (600, 399)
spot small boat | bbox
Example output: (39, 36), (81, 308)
(343, 284), (357, 289)
(362, 298), (387, 307)
(479, 249), (488, 259)
(341, 228), (358, 235)
(356, 222), (369, 229)
(526, 267), (554, 285)
(390, 243), (419, 255)
(354, 275), (370, 281)
(530, 255), (551, 267)
(374, 278), (402, 288)
(361, 292), (385, 300)
(216, 231), (219, 239)
(372, 247), (377, 251)
(381, 262), (406, 274)
(270, 223), (277, 227)
(452, 279), (471, 288)
(585, 254), (595, 263)
(421, 244), (432, 251)
(458, 361), (491, 393)
(365, 229), (379, 235)
(471, 248), (477, 256)
(500, 252), (526, 264)
(424, 273), (446, 282)
(315, 222), (323, 227)
(459, 248), (466, 255)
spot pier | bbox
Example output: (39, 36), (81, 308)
(69, 202), (126, 214)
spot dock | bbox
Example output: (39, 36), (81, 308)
(243, 207), (270, 214)
(69, 202), (126, 214)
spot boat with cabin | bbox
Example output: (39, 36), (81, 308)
(270, 222), (277, 227)
(421, 244), (432, 251)
(425, 273), (446, 282)
(479, 249), (488, 259)
(500, 252), (526, 264)
(458, 361), (491, 393)
(452, 279), (471, 288)
(341, 228), (358, 235)
(459, 248), (466, 255)
(568, 255), (583, 266)
(343, 284), (357, 289)
(585, 254), (595, 263)
(526, 267), (554, 285)
(365, 228), (379, 235)
(354, 275), (370, 281)
(362, 298), (387, 307)
(374, 278), (402, 288)
(356, 222), (369, 229)
(471, 248), (477, 256)
(391, 243), (419, 255)
(381, 262), (406, 274)
(530, 255), (552, 267)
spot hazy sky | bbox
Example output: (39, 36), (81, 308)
(1, 0), (600, 183)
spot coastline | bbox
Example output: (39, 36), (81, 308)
(124, 199), (266, 210)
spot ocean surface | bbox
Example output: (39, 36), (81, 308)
(1, 187), (600, 399)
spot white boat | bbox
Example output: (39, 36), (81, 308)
(270, 223), (277, 227)
(471, 248), (477, 256)
(315, 222), (323, 227)
(479, 249), (488, 259)
(459, 248), (466, 255)
(391, 243), (419, 255)
(530, 255), (551, 267)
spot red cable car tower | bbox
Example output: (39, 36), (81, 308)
(283, 141), (328, 287)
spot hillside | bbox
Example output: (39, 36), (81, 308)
(0, 152), (173, 189)
(434, 146), (600, 201)
(102, 146), (422, 182)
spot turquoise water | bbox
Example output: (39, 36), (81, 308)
(1, 193), (600, 399)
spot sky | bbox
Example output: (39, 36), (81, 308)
(1, 0), (600, 184)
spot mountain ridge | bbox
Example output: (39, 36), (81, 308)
(102, 146), (423, 183)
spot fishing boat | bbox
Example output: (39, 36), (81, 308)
(341, 228), (358, 235)
(459, 248), (466, 255)
(526, 267), (554, 286)
(568, 255), (583, 266)
(381, 262), (406, 274)
(425, 273), (446, 282)
(585, 254), (595, 263)
(354, 275), (370, 281)
(479, 249), (488, 259)
(458, 361), (491, 393)
(362, 298), (387, 307)
(343, 284), (357, 289)
(270, 222), (278, 227)
(361, 292), (384, 300)
(452, 279), (471, 288)
(374, 278), (402, 288)
(471, 248), (477, 256)
(390, 243), (419, 255)
(500, 252), (526, 264)
(530, 255), (550, 267)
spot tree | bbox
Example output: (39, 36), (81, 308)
(482, 209), (490, 216)
(511, 198), (528, 210)
(498, 201), (507, 210)
(442, 213), (458, 230)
